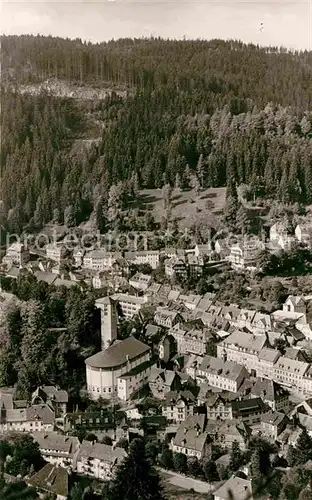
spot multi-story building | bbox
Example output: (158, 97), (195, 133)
(85, 336), (152, 400)
(216, 421), (250, 452)
(273, 357), (309, 392)
(46, 244), (67, 264)
(161, 390), (196, 424)
(170, 323), (213, 355)
(32, 432), (80, 469)
(83, 251), (121, 271)
(129, 272), (152, 291)
(206, 394), (233, 420)
(231, 398), (269, 424)
(111, 293), (149, 319)
(2, 242), (29, 267)
(76, 441), (126, 480)
(283, 295), (307, 314)
(164, 256), (187, 279)
(260, 411), (288, 441)
(171, 414), (211, 459)
(31, 386), (68, 417)
(295, 223), (312, 248)
(217, 330), (268, 375)
(250, 378), (289, 412)
(125, 250), (160, 270)
(0, 404), (55, 432)
(148, 368), (181, 399)
(256, 348), (281, 380)
(196, 355), (248, 393)
(154, 307), (183, 329)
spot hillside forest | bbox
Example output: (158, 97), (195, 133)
(1, 35), (312, 233)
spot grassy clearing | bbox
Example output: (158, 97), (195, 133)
(139, 187), (226, 229)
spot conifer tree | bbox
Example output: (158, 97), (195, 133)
(106, 438), (165, 500)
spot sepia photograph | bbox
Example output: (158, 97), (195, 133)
(0, 0), (312, 499)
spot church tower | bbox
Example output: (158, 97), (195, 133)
(95, 296), (118, 350)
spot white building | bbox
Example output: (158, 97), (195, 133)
(171, 414), (210, 459)
(129, 272), (152, 291)
(2, 242), (29, 267)
(83, 251), (121, 271)
(283, 295), (307, 314)
(32, 432), (80, 469)
(111, 293), (149, 318)
(92, 271), (107, 290)
(196, 355), (248, 393)
(76, 441), (126, 481)
(46, 244), (67, 263)
(295, 223), (312, 247)
(0, 404), (55, 432)
(217, 330), (268, 374)
(133, 250), (160, 270)
(85, 336), (152, 400)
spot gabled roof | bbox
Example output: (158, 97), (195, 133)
(213, 475), (253, 500)
(251, 379), (288, 402)
(77, 440), (126, 463)
(27, 463), (69, 498)
(173, 414), (208, 452)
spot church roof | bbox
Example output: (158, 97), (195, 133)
(85, 336), (150, 369)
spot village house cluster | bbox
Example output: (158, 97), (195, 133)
(2, 222), (312, 499)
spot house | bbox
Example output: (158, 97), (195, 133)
(92, 271), (107, 290)
(231, 397), (269, 424)
(0, 404), (55, 432)
(194, 244), (212, 257)
(46, 243), (67, 264)
(206, 394), (233, 420)
(73, 247), (85, 267)
(260, 411), (288, 441)
(213, 475), (253, 500)
(85, 336), (153, 400)
(161, 390), (196, 424)
(170, 323), (214, 356)
(111, 293), (149, 318)
(270, 221), (290, 242)
(217, 330), (268, 374)
(283, 295), (307, 314)
(164, 256), (187, 279)
(31, 386), (68, 416)
(129, 272), (152, 291)
(228, 239), (264, 271)
(125, 250), (160, 270)
(216, 421), (251, 452)
(2, 242), (29, 267)
(250, 378), (289, 412)
(83, 251), (121, 271)
(76, 441), (126, 480)
(148, 368), (181, 399)
(32, 432), (80, 469)
(197, 355), (249, 393)
(27, 463), (69, 500)
(295, 223), (312, 248)
(154, 307), (183, 329)
(171, 414), (211, 459)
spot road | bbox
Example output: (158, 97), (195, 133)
(158, 467), (213, 494)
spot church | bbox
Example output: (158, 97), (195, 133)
(85, 296), (155, 401)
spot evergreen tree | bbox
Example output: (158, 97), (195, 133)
(106, 438), (165, 500)
(229, 440), (243, 473)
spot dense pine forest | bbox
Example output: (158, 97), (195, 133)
(1, 35), (312, 232)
